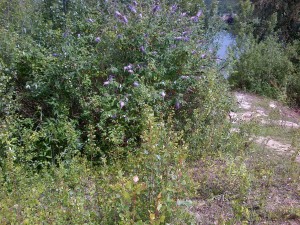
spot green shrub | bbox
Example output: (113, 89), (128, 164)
(286, 41), (300, 107)
(229, 36), (295, 100)
(0, 108), (193, 224)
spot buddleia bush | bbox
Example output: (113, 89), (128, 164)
(0, 0), (238, 223)
(0, 0), (234, 165)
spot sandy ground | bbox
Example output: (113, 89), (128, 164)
(232, 92), (300, 163)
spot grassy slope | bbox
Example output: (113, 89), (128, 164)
(190, 91), (300, 224)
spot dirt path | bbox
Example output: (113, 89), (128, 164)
(190, 92), (300, 224)
(232, 92), (300, 163)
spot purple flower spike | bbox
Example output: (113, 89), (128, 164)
(175, 101), (180, 110)
(170, 4), (177, 13)
(152, 5), (160, 13)
(109, 74), (115, 80)
(133, 81), (139, 87)
(197, 10), (203, 17)
(133, 1), (138, 6)
(180, 75), (189, 79)
(128, 5), (137, 14)
(124, 64), (133, 72)
(174, 36), (184, 41)
(191, 16), (199, 22)
(122, 15), (128, 24)
(115, 11), (122, 17)
(115, 11), (128, 24)
(161, 91), (166, 98)
(95, 37), (101, 43)
(120, 101), (125, 109)
(87, 18), (95, 23)
(140, 46), (146, 54)
(52, 53), (59, 57)
(201, 54), (206, 59)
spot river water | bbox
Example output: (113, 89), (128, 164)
(214, 30), (236, 60)
(213, 31), (236, 78)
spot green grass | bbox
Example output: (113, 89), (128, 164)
(190, 144), (300, 224)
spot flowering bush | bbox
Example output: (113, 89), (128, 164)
(0, 0), (232, 164)
(0, 0), (237, 223)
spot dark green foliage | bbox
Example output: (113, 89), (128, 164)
(251, 0), (300, 41)
(229, 0), (300, 106)
(229, 36), (295, 99)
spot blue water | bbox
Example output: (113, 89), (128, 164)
(214, 31), (235, 60)
(213, 31), (236, 78)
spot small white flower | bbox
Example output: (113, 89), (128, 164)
(103, 80), (110, 86)
(133, 175), (139, 183)
(120, 101), (125, 109)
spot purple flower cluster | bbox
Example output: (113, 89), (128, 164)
(124, 64), (134, 73)
(87, 18), (95, 23)
(115, 11), (128, 24)
(174, 36), (190, 42)
(95, 37), (101, 43)
(103, 75), (115, 86)
(197, 10), (203, 17)
(128, 5), (137, 14)
(180, 75), (190, 79)
(175, 101), (180, 110)
(191, 16), (199, 23)
(152, 5), (161, 13)
(140, 46), (146, 54)
(191, 9), (203, 23)
(181, 12), (187, 17)
(170, 4), (178, 14)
